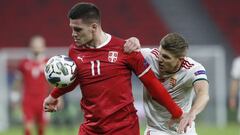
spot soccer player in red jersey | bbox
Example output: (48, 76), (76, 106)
(16, 35), (49, 135)
(43, 2), (183, 135)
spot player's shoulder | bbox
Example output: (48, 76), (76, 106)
(232, 56), (240, 65)
(141, 48), (159, 59)
(180, 57), (207, 80)
(182, 57), (205, 72)
(106, 34), (129, 56)
(19, 58), (30, 65)
(110, 35), (125, 43)
(182, 57), (204, 69)
(17, 58), (30, 71)
(234, 56), (240, 61)
(108, 35), (125, 49)
(44, 57), (49, 63)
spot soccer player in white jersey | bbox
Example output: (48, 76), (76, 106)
(229, 56), (240, 123)
(125, 33), (209, 135)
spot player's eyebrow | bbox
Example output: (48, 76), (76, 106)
(73, 27), (82, 32)
(162, 54), (171, 59)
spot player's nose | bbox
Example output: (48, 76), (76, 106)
(158, 56), (163, 63)
(72, 31), (77, 37)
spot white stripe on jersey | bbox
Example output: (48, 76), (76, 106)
(138, 66), (151, 78)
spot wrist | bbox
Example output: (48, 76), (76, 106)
(189, 110), (197, 116)
(49, 93), (58, 100)
(50, 87), (62, 98)
(171, 108), (183, 119)
(49, 95), (57, 101)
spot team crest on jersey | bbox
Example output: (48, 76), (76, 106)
(108, 51), (118, 62)
(169, 75), (177, 87)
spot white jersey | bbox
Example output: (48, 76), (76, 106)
(231, 56), (240, 80)
(141, 48), (208, 135)
(230, 56), (240, 122)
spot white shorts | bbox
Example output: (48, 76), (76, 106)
(144, 122), (197, 135)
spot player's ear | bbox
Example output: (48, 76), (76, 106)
(91, 23), (98, 33)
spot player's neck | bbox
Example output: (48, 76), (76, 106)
(32, 53), (45, 61)
(89, 31), (108, 48)
(173, 61), (182, 73)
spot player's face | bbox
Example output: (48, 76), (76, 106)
(69, 19), (95, 46)
(158, 46), (181, 73)
(30, 37), (46, 55)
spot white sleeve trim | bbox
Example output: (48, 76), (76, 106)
(138, 66), (151, 78)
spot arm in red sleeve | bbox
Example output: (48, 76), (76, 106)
(50, 77), (79, 98)
(139, 69), (183, 119)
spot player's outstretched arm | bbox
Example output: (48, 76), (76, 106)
(178, 80), (209, 133)
(139, 69), (183, 119)
(229, 79), (238, 110)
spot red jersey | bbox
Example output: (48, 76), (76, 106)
(68, 34), (150, 131)
(18, 56), (49, 104)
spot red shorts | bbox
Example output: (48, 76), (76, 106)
(22, 101), (46, 125)
(78, 104), (140, 135)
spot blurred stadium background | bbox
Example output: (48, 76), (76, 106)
(0, 0), (240, 135)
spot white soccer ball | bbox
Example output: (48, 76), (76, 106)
(44, 55), (77, 88)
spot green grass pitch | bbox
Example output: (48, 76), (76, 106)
(0, 123), (239, 135)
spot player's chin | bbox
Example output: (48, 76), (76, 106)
(75, 42), (84, 47)
(73, 40), (83, 46)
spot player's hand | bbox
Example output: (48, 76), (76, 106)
(177, 112), (196, 134)
(43, 95), (61, 112)
(167, 117), (181, 130)
(124, 37), (141, 53)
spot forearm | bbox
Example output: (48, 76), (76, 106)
(50, 87), (72, 98)
(229, 79), (239, 98)
(140, 70), (182, 118)
(190, 80), (209, 116)
(189, 93), (209, 116)
(50, 79), (79, 98)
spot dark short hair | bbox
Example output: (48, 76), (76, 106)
(160, 33), (188, 58)
(68, 2), (101, 24)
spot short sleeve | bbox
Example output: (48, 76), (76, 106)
(231, 57), (240, 79)
(141, 48), (158, 62)
(191, 64), (208, 85)
(126, 51), (151, 78)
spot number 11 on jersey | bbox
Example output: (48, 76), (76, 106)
(90, 60), (101, 76)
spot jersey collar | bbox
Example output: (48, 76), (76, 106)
(96, 33), (111, 49)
